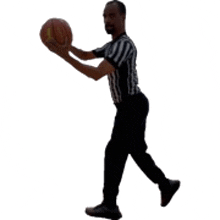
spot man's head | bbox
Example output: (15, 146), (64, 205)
(103, 0), (126, 35)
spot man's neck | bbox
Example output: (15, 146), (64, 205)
(112, 29), (126, 40)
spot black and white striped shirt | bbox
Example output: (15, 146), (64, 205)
(93, 32), (141, 103)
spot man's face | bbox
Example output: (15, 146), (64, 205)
(103, 3), (125, 35)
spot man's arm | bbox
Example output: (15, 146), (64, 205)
(64, 55), (115, 81)
(45, 39), (115, 81)
(69, 46), (96, 61)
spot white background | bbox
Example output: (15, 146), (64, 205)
(1, 0), (220, 219)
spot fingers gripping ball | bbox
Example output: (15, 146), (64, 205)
(40, 18), (73, 46)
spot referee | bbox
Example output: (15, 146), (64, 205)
(46, 0), (180, 219)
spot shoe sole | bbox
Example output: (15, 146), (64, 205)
(85, 208), (122, 219)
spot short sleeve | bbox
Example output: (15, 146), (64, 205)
(106, 40), (132, 68)
(92, 42), (110, 58)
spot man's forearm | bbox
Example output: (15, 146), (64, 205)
(64, 55), (100, 80)
(69, 46), (86, 60)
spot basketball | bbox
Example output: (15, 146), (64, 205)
(40, 18), (73, 46)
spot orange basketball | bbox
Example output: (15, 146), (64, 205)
(40, 18), (72, 46)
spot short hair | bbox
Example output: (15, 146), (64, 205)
(106, 0), (126, 16)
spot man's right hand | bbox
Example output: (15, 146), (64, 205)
(45, 37), (71, 59)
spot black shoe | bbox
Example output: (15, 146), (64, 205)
(161, 179), (180, 207)
(85, 203), (122, 219)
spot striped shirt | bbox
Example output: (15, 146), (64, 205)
(93, 32), (141, 103)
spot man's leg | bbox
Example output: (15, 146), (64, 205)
(130, 148), (170, 190)
(129, 115), (180, 206)
(103, 139), (129, 208)
(129, 125), (180, 207)
(85, 108), (128, 219)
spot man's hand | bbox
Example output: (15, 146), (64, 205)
(45, 37), (70, 59)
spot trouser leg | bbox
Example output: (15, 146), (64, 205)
(128, 103), (169, 190)
(130, 149), (169, 190)
(103, 139), (129, 207)
(125, 93), (169, 190)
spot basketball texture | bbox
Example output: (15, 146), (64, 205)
(40, 18), (72, 46)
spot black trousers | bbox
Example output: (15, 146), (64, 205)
(103, 92), (169, 207)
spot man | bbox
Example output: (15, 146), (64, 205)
(46, 1), (180, 219)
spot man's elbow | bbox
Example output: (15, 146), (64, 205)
(93, 71), (104, 81)
(94, 75), (101, 81)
